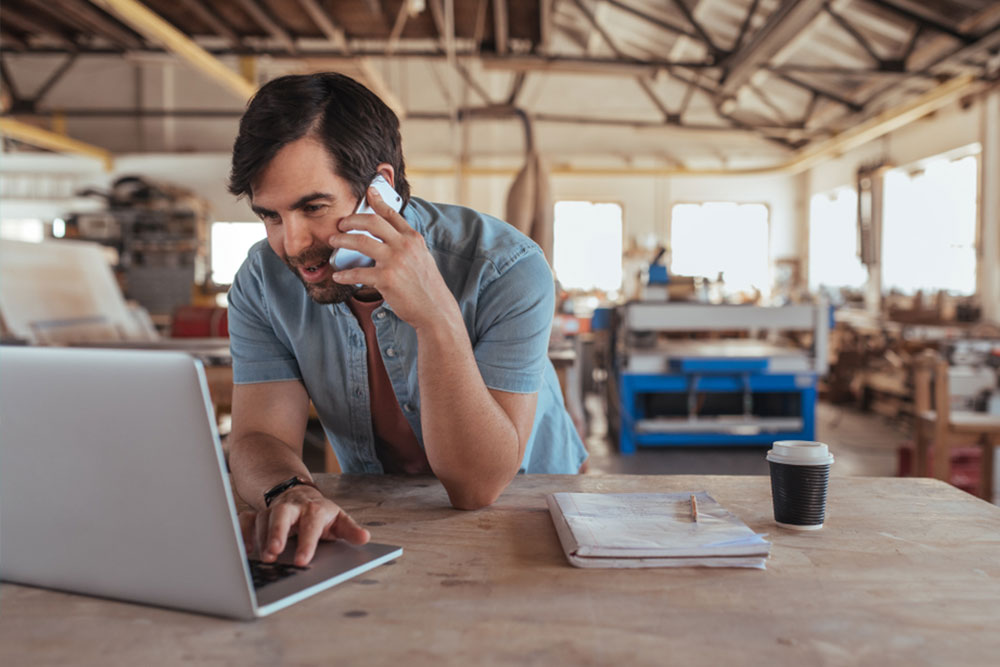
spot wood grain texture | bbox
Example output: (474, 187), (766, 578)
(2, 475), (999, 666)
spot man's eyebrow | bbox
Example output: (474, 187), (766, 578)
(250, 203), (276, 217)
(251, 192), (335, 218)
(290, 192), (335, 210)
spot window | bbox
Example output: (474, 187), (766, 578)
(210, 222), (266, 286)
(882, 153), (978, 295)
(0, 218), (45, 243)
(553, 200), (623, 295)
(808, 188), (867, 290)
(670, 202), (770, 296)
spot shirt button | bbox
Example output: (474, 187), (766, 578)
(403, 403), (413, 412)
(376, 311), (386, 320)
(385, 347), (396, 358)
(355, 388), (363, 398)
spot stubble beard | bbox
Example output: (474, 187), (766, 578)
(284, 250), (360, 304)
(302, 278), (359, 304)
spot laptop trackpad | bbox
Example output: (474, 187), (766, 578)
(253, 539), (402, 610)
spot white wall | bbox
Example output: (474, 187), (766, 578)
(803, 93), (998, 315)
(411, 171), (798, 271)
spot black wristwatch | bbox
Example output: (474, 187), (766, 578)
(263, 476), (318, 507)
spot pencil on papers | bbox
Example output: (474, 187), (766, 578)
(690, 494), (698, 522)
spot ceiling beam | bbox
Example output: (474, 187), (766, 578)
(32, 54), (79, 105)
(1, 5), (78, 50)
(603, 0), (700, 42)
(493, 0), (509, 56)
(5, 45), (723, 74)
(453, 61), (493, 105)
(732, 0), (761, 53)
(573, 0), (626, 58)
(717, 0), (826, 98)
(669, 0), (725, 57)
(0, 116), (113, 169)
(823, 2), (884, 66)
(427, 0), (446, 50)
(772, 71), (864, 112)
(480, 54), (716, 77)
(784, 73), (980, 174)
(538, 0), (553, 54)
(15, 106), (830, 139)
(0, 57), (22, 102)
(176, 0), (243, 50)
(88, 0), (256, 100)
(866, 0), (976, 45)
(0, 31), (29, 52)
(766, 64), (939, 78)
(233, 0), (298, 54)
(45, 0), (144, 50)
(296, 0), (349, 53)
(386, 0), (410, 55)
(361, 0), (386, 23)
(635, 76), (675, 123)
(506, 71), (526, 105)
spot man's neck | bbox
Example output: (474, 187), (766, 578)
(353, 287), (383, 303)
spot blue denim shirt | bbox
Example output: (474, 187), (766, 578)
(228, 196), (587, 474)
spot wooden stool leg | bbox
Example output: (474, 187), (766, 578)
(914, 421), (929, 477)
(931, 360), (951, 481)
(979, 434), (995, 503)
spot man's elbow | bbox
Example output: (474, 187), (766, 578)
(445, 483), (504, 511)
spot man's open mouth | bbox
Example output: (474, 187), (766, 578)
(294, 257), (333, 284)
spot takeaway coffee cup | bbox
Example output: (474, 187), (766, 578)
(766, 440), (834, 530)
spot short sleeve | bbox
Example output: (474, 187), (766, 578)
(227, 248), (302, 384)
(472, 248), (555, 393)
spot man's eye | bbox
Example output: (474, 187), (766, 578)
(304, 204), (327, 214)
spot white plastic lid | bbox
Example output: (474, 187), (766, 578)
(766, 440), (834, 466)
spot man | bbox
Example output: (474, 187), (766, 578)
(226, 73), (587, 567)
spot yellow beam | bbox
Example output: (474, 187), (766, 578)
(51, 111), (68, 136)
(781, 74), (979, 175)
(239, 55), (257, 87)
(88, 0), (256, 101)
(0, 117), (114, 170)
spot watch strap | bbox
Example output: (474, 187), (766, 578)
(263, 476), (318, 507)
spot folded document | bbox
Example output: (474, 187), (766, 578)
(547, 491), (771, 569)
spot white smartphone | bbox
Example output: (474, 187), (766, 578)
(330, 174), (403, 271)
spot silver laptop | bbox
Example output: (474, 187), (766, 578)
(0, 346), (401, 620)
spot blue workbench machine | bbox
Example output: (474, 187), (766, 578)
(615, 301), (829, 454)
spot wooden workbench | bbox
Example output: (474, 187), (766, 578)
(2, 475), (998, 666)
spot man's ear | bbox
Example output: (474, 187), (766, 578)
(375, 163), (395, 189)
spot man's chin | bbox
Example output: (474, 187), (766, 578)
(303, 280), (359, 304)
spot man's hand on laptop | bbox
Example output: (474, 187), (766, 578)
(239, 486), (371, 567)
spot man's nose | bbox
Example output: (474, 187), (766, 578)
(283, 214), (315, 256)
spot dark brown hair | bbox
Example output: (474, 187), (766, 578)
(228, 72), (409, 207)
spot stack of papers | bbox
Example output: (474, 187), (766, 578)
(547, 491), (771, 569)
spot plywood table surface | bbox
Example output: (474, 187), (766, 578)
(2, 475), (999, 666)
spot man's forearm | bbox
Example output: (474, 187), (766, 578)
(229, 432), (314, 511)
(415, 308), (524, 509)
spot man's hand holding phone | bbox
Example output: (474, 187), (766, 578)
(329, 174), (403, 272)
(329, 181), (462, 330)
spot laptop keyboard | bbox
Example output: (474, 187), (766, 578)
(248, 559), (309, 589)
